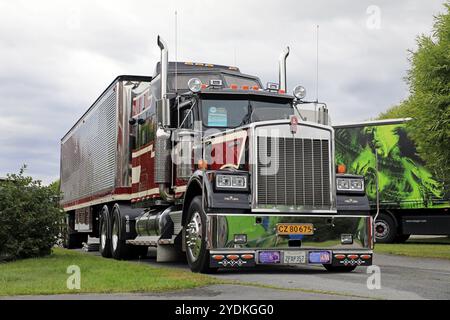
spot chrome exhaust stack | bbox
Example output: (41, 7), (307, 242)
(279, 46), (290, 92)
(157, 35), (170, 127)
(155, 35), (173, 202)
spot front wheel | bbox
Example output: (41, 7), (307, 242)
(323, 265), (357, 273)
(185, 196), (217, 273)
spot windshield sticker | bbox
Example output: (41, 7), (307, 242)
(208, 106), (228, 127)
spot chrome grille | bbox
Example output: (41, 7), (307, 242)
(257, 136), (331, 210)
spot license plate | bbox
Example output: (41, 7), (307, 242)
(283, 251), (306, 264)
(309, 251), (331, 264)
(276, 223), (314, 235)
(258, 251), (280, 264)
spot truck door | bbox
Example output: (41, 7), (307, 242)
(174, 103), (201, 181)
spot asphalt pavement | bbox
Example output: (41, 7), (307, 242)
(4, 249), (449, 300)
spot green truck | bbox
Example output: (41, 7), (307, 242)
(335, 118), (450, 243)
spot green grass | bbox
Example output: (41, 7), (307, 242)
(0, 248), (222, 296)
(375, 238), (450, 260)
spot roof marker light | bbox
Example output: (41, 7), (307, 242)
(242, 85), (249, 90)
(230, 84), (238, 90)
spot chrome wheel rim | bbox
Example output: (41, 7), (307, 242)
(100, 220), (107, 250)
(112, 219), (119, 251)
(375, 220), (389, 239)
(186, 212), (203, 262)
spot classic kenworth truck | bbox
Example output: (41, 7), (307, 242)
(60, 36), (374, 273)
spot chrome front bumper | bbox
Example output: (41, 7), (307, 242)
(206, 213), (373, 268)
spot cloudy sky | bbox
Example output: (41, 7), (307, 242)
(0, 0), (446, 183)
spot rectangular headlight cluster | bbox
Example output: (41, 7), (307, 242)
(216, 174), (248, 190)
(336, 177), (364, 192)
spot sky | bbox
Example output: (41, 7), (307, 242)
(0, 0), (447, 183)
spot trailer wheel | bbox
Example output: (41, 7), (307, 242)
(99, 206), (112, 258)
(374, 213), (396, 243)
(323, 265), (357, 273)
(185, 196), (218, 273)
(111, 206), (133, 260)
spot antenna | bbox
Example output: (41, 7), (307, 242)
(315, 24), (319, 103)
(175, 10), (178, 93)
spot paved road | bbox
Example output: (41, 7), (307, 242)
(4, 250), (450, 300)
(131, 250), (450, 300)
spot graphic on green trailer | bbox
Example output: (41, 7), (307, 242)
(335, 122), (449, 210)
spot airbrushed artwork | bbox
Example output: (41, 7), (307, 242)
(335, 121), (449, 210)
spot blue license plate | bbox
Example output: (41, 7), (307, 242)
(258, 251), (280, 264)
(308, 251), (331, 264)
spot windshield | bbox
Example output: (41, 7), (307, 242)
(201, 98), (294, 128)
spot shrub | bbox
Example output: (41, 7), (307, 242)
(0, 167), (64, 261)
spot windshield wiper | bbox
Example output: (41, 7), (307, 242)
(239, 100), (253, 126)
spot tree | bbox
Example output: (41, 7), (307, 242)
(0, 167), (64, 261)
(379, 2), (450, 186)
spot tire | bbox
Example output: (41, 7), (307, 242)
(185, 196), (218, 273)
(394, 234), (410, 243)
(323, 265), (357, 273)
(99, 206), (112, 258)
(374, 213), (397, 243)
(111, 206), (133, 260)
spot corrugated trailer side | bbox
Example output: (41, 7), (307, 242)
(60, 76), (152, 211)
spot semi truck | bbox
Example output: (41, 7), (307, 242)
(335, 119), (450, 243)
(60, 36), (374, 273)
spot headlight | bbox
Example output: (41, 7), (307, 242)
(336, 177), (364, 192)
(350, 179), (363, 190)
(216, 174), (248, 190)
(293, 85), (306, 99)
(187, 78), (202, 93)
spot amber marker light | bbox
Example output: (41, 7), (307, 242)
(337, 164), (347, 174)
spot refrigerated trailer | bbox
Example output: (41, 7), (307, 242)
(335, 119), (450, 243)
(60, 36), (374, 273)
